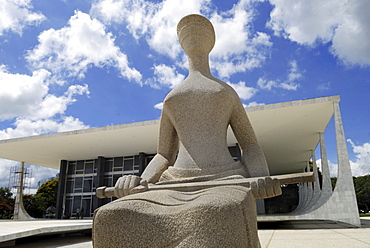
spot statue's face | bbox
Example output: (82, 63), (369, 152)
(177, 16), (215, 54)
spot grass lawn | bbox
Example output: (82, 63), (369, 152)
(360, 213), (370, 217)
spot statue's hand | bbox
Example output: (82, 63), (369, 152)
(250, 177), (282, 199)
(114, 175), (148, 198)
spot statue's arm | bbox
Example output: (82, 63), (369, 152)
(140, 110), (178, 183)
(230, 101), (270, 177)
(112, 108), (177, 198)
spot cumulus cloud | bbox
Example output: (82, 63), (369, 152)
(267, 0), (370, 67)
(279, 60), (301, 90)
(316, 139), (370, 178)
(91, 0), (272, 81)
(210, 3), (272, 79)
(317, 82), (331, 91)
(0, 116), (89, 140)
(228, 81), (258, 100)
(0, 159), (18, 188)
(0, 0), (45, 36)
(244, 101), (265, 108)
(257, 60), (301, 91)
(27, 164), (59, 193)
(316, 158), (338, 178)
(257, 78), (277, 90)
(91, 0), (206, 58)
(26, 11), (141, 83)
(154, 102), (163, 110)
(146, 64), (185, 89)
(348, 139), (370, 177)
(0, 159), (58, 191)
(0, 65), (90, 122)
(0, 66), (50, 121)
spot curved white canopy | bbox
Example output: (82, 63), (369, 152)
(0, 96), (339, 175)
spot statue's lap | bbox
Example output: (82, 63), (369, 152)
(93, 186), (259, 248)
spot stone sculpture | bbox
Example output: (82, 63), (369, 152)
(93, 14), (282, 248)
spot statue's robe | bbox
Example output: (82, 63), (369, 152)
(93, 162), (261, 248)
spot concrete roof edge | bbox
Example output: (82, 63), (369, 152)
(0, 119), (160, 145)
(245, 95), (340, 112)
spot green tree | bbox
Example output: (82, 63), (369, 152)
(331, 177), (337, 191)
(23, 178), (59, 218)
(331, 175), (370, 213)
(23, 194), (47, 218)
(0, 187), (15, 219)
(36, 178), (58, 208)
(354, 175), (370, 213)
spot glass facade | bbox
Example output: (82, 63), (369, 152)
(64, 160), (98, 218)
(63, 155), (145, 218)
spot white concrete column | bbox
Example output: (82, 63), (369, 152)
(304, 138), (332, 212)
(302, 151), (321, 213)
(319, 132), (332, 196)
(311, 151), (321, 196)
(331, 101), (360, 225)
(302, 162), (313, 210)
(256, 199), (265, 214)
(292, 101), (361, 227)
(333, 102), (355, 189)
(291, 183), (304, 214)
(13, 162), (33, 220)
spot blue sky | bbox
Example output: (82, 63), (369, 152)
(0, 0), (369, 192)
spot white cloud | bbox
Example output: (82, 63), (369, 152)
(316, 158), (338, 178)
(315, 139), (370, 178)
(0, 66), (50, 121)
(91, 0), (206, 58)
(154, 102), (163, 110)
(0, 159), (18, 188)
(317, 82), (331, 91)
(279, 60), (301, 90)
(279, 82), (298, 91)
(26, 11), (141, 83)
(0, 0), (45, 36)
(257, 60), (301, 91)
(0, 116), (89, 140)
(91, 0), (272, 80)
(146, 64), (185, 89)
(32, 84), (90, 120)
(287, 60), (302, 82)
(257, 78), (277, 90)
(27, 164), (59, 191)
(267, 0), (370, 66)
(244, 101), (265, 108)
(348, 139), (370, 177)
(228, 81), (258, 100)
(0, 159), (59, 192)
(0, 65), (90, 123)
(210, 4), (272, 79)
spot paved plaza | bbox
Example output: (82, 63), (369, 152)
(0, 218), (369, 247)
(259, 218), (370, 248)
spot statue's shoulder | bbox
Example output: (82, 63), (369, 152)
(163, 76), (241, 105)
(212, 78), (243, 102)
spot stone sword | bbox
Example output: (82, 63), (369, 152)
(96, 172), (314, 199)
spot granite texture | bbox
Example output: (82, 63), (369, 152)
(94, 186), (260, 248)
(93, 14), (281, 247)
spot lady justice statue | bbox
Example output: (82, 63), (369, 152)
(93, 14), (281, 248)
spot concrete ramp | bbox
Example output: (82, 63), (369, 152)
(0, 219), (92, 247)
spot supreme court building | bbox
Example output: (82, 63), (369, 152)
(0, 95), (361, 227)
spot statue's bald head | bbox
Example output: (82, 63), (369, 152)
(177, 14), (215, 54)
